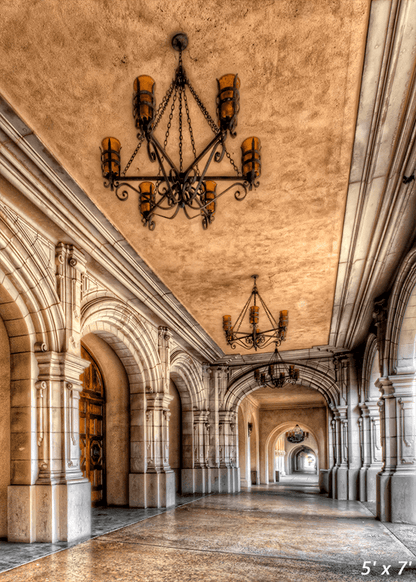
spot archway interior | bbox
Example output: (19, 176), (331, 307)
(238, 382), (327, 487)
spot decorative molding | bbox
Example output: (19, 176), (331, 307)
(329, 0), (416, 351)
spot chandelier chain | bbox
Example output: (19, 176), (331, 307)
(179, 85), (184, 172)
(187, 79), (220, 136)
(224, 144), (240, 176)
(153, 78), (176, 133)
(183, 89), (199, 176)
(121, 134), (144, 177)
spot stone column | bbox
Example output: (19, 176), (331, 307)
(8, 244), (91, 543)
(328, 412), (336, 496)
(216, 410), (235, 493)
(336, 407), (349, 500)
(359, 402), (383, 502)
(377, 374), (416, 523)
(210, 365), (228, 492)
(229, 410), (240, 492)
(346, 355), (361, 500)
(193, 410), (211, 493)
(130, 326), (175, 508)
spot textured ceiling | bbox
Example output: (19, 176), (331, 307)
(0, 0), (370, 354)
(249, 384), (326, 408)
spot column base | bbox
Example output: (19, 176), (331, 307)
(58, 479), (91, 542)
(7, 485), (36, 543)
(331, 467), (338, 498)
(391, 472), (416, 523)
(233, 468), (240, 492)
(8, 479), (91, 543)
(377, 471), (392, 522)
(211, 467), (234, 493)
(129, 472), (175, 508)
(335, 466), (348, 500)
(179, 468), (217, 494)
(347, 468), (360, 500)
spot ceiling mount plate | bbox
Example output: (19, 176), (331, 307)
(172, 33), (189, 52)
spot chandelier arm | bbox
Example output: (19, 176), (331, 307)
(148, 135), (180, 177)
(186, 141), (222, 203)
(150, 203), (183, 221)
(257, 292), (280, 329)
(233, 290), (255, 333)
(182, 134), (222, 181)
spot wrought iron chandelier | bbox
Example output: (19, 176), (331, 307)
(253, 345), (300, 388)
(222, 275), (288, 351)
(100, 33), (262, 230)
(286, 425), (306, 443)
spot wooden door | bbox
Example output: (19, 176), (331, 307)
(80, 345), (106, 507)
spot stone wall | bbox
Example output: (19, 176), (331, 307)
(0, 316), (10, 538)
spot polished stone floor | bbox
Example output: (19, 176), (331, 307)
(0, 493), (208, 574)
(1, 478), (416, 581)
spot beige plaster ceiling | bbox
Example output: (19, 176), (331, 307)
(249, 384), (326, 409)
(0, 0), (370, 354)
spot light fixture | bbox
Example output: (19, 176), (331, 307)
(222, 275), (288, 351)
(100, 33), (262, 230)
(253, 344), (300, 388)
(286, 425), (305, 443)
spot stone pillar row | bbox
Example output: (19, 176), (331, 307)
(376, 374), (416, 523)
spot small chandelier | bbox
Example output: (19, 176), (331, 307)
(253, 345), (300, 388)
(286, 425), (306, 443)
(100, 33), (262, 230)
(222, 275), (288, 351)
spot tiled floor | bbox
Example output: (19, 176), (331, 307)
(0, 493), (209, 574)
(1, 478), (416, 581)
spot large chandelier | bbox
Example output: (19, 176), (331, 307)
(286, 425), (306, 443)
(222, 275), (288, 351)
(253, 345), (300, 388)
(100, 33), (261, 230)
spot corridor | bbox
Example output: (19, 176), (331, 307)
(1, 480), (416, 581)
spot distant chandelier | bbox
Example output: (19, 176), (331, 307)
(286, 425), (305, 443)
(222, 275), (288, 351)
(253, 344), (300, 389)
(100, 33), (262, 230)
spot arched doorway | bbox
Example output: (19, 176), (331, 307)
(80, 345), (106, 507)
(292, 446), (317, 473)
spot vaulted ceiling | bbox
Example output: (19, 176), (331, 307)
(0, 0), (371, 354)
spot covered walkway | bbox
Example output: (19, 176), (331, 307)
(1, 480), (416, 581)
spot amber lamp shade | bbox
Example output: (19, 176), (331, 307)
(133, 75), (156, 131)
(217, 74), (240, 132)
(279, 310), (288, 326)
(241, 137), (261, 183)
(254, 369), (260, 381)
(223, 315), (232, 331)
(101, 137), (121, 178)
(139, 182), (155, 218)
(204, 181), (217, 216)
(249, 305), (259, 325)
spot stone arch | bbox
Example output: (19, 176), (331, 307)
(361, 334), (379, 402)
(81, 298), (164, 505)
(264, 421), (320, 484)
(224, 361), (339, 413)
(81, 333), (130, 506)
(169, 350), (204, 484)
(81, 298), (161, 393)
(288, 444), (318, 474)
(385, 247), (416, 375)
(0, 210), (68, 541)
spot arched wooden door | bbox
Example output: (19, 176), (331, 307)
(80, 345), (106, 507)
